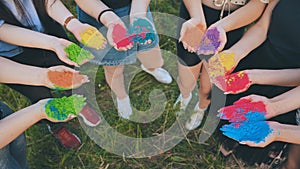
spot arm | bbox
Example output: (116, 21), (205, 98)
(0, 57), (89, 89)
(212, 0), (266, 32)
(0, 101), (45, 149)
(0, 24), (76, 65)
(130, 0), (150, 18)
(230, 0), (279, 62)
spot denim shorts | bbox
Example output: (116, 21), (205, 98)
(77, 5), (159, 66)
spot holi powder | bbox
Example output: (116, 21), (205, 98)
(80, 27), (106, 50)
(45, 95), (86, 121)
(47, 71), (84, 90)
(112, 24), (133, 48)
(64, 43), (93, 64)
(218, 99), (267, 122)
(219, 52), (235, 75)
(197, 27), (221, 54)
(208, 52), (235, 80)
(180, 23), (205, 48)
(214, 71), (251, 94)
(221, 121), (273, 143)
(130, 18), (156, 44)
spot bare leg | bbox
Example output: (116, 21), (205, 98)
(103, 65), (127, 99)
(198, 61), (212, 109)
(177, 61), (202, 99)
(137, 45), (163, 71)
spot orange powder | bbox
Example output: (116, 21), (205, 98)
(48, 71), (84, 89)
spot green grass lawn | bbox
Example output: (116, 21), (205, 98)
(0, 1), (280, 169)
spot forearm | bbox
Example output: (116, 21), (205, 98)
(249, 69), (300, 87)
(183, 0), (206, 21)
(230, 0), (279, 61)
(0, 103), (44, 149)
(46, 0), (75, 26)
(270, 86), (300, 116)
(75, 0), (120, 27)
(275, 123), (300, 145)
(130, 0), (151, 17)
(214, 0), (266, 32)
(0, 24), (58, 51)
(0, 57), (47, 86)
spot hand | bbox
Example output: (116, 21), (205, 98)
(239, 121), (280, 147)
(50, 38), (78, 66)
(129, 17), (156, 45)
(197, 26), (226, 55)
(44, 66), (89, 90)
(107, 21), (133, 51)
(64, 43), (94, 65)
(208, 50), (238, 78)
(73, 24), (107, 50)
(212, 70), (252, 94)
(179, 18), (206, 53)
(41, 95), (86, 122)
(220, 121), (274, 144)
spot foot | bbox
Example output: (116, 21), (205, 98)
(173, 93), (192, 112)
(141, 64), (172, 84)
(48, 125), (81, 149)
(185, 102), (207, 130)
(78, 105), (101, 127)
(117, 96), (132, 120)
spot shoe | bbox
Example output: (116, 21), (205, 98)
(185, 102), (207, 130)
(141, 64), (172, 84)
(117, 96), (132, 120)
(173, 93), (192, 112)
(78, 105), (101, 127)
(48, 125), (81, 149)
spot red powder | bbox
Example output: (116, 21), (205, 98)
(214, 71), (251, 94)
(112, 24), (133, 48)
(48, 71), (84, 89)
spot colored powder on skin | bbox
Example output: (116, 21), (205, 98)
(45, 95), (86, 121)
(197, 27), (221, 54)
(112, 24), (133, 48)
(180, 23), (205, 48)
(64, 43), (93, 64)
(214, 71), (251, 94)
(80, 27), (106, 50)
(130, 18), (156, 44)
(221, 121), (273, 143)
(219, 52), (236, 75)
(47, 71), (84, 90)
(208, 55), (225, 78)
(218, 99), (267, 122)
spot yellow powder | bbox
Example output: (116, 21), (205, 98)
(80, 27), (106, 50)
(219, 52), (235, 73)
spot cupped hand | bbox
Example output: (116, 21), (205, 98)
(179, 18), (206, 53)
(107, 21), (133, 51)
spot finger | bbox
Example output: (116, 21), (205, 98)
(182, 41), (188, 50)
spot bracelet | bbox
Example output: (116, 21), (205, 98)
(63, 16), (76, 29)
(97, 8), (114, 23)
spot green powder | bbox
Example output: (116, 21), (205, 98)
(64, 43), (93, 64)
(45, 94), (87, 121)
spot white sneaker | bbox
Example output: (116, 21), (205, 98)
(141, 64), (172, 84)
(116, 96), (132, 120)
(173, 93), (192, 112)
(185, 102), (207, 130)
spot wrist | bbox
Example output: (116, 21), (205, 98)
(32, 101), (46, 120)
(66, 18), (81, 33)
(246, 69), (258, 85)
(99, 11), (121, 27)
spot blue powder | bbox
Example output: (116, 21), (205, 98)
(221, 121), (273, 143)
(243, 111), (266, 122)
(129, 18), (156, 44)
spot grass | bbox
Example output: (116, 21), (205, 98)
(0, 1), (284, 169)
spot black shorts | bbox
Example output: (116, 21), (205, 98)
(177, 3), (245, 66)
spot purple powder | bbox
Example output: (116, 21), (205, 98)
(221, 121), (273, 143)
(197, 27), (221, 54)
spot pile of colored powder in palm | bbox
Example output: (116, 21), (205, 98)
(80, 27), (106, 50)
(112, 24), (133, 48)
(214, 71), (251, 94)
(47, 70), (84, 90)
(197, 27), (221, 54)
(45, 95), (86, 121)
(218, 100), (267, 122)
(130, 18), (156, 44)
(180, 23), (205, 48)
(221, 121), (273, 143)
(64, 43), (93, 64)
